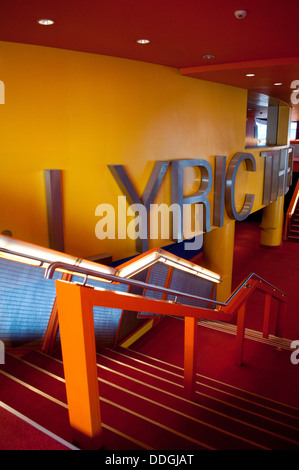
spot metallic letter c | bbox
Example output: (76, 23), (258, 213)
(225, 152), (256, 221)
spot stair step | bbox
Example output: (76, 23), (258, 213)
(1, 353), (149, 451)
(288, 235), (299, 242)
(1, 342), (299, 451)
(20, 350), (299, 448)
(27, 353), (261, 449)
(104, 346), (299, 421)
(0, 363), (72, 445)
(99, 348), (299, 441)
(0, 401), (77, 450)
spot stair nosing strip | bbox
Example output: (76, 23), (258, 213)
(8, 352), (299, 434)
(0, 368), (152, 451)
(101, 347), (183, 379)
(123, 346), (299, 415)
(101, 396), (217, 450)
(4, 353), (299, 448)
(98, 364), (299, 446)
(0, 400), (79, 450)
(99, 349), (299, 422)
(98, 353), (183, 388)
(0, 366), (213, 450)
(194, 385), (299, 433)
(34, 349), (299, 416)
(99, 376), (298, 448)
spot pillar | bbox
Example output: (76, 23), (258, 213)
(202, 220), (235, 302)
(260, 196), (284, 247)
(55, 281), (103, 450)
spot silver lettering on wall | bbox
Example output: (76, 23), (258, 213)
(261, 147), (293, 205)
(213, 156), (226, 227)
(225, 152), (256, 221)
(108, 148), (293, 252)
(171, 159), (213, 241)
(108, 161), (169, 252)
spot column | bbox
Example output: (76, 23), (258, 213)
(260, 196), (284, 247)
(202, 220), (235, 302)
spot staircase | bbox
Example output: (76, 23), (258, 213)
(284, 176), (299, 242)
(288, 203), (299, 242)
(1, 334), (299, 451)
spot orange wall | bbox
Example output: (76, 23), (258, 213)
(0, 40), (269, 261)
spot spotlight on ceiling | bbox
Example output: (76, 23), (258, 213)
(246, 73), (255, 77)
(203, 54), (215, 60)
(234, 10), (247, 19)
(274, 82), (283, 86)
(37, 19), (54, 25)
(136, 39), (150, 44)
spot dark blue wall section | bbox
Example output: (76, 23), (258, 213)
(0, 259), (127, 346)
(0, 256), (214, 347)
(168, 268), (214, 308)
(0, 259), (61, 344)
(87, 277), (128, 347)
(139, 261), (214, 317)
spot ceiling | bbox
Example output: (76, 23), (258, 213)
(1, 0), (299, 120)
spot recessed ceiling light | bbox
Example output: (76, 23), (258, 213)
(234, 10), (247, 19)
(137, 39), (150, 44)
(203, 54), (215, 59)
(274, 82), (282, 86)
(37, 19), (54, 25)
(246, 73), (255, 77)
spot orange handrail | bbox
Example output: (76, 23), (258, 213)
(283, 177), (299, 240)
(49, 262), (286, 450)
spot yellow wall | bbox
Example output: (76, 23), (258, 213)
(0, 40), (269, 261)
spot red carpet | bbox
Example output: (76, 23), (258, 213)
(0, 402), (74, 450)
(131, 316), (299, 408)
(1, 340), (299, 450)
(0, 220), (298, 450)
(232, 220), (299, 339)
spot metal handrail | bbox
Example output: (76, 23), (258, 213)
(45, 261), (286, 308)
(45, 261), (225, 307)
(283, 177), (299, 240)
(48, 257), (287, 449)
(226, 272), (286, 299)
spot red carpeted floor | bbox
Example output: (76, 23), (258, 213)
(0, 403), (73, 450)
(131, 316), (299, 408)
(130, 219), (299, 410)
(232, 220), (299, 339)
(0, 219), (298, 451)
(1, 341), (298, 451)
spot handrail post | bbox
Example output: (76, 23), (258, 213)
(42, 272), (72, 354)
(262, 294), (272, 339)
(235, 303), (246, 366)
(55, 280), (103, 450)
(283, 177), (299, 239)
(184, 316), (198, 400)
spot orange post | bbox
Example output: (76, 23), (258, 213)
(262, 294), (272, 339)
(42, 273), (72, 354)
(52, 268), (286, 443)
(42, 297), (59, 354)
(184, 316), (198, 400)
(235, 303), (246, 366)
(55, 280), (103, 450)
